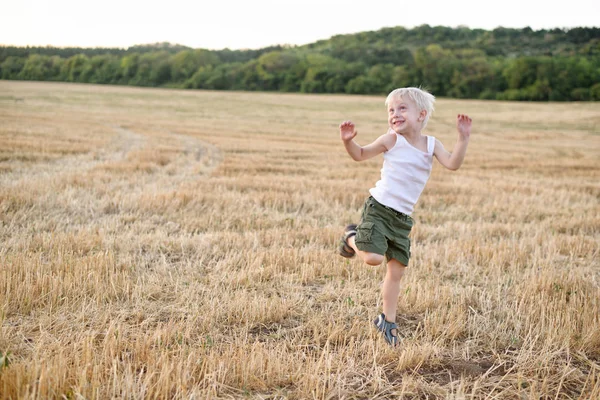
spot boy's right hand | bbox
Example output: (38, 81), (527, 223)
(340, 121), (357, 142)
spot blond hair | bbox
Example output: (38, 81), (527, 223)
(385, 87), (435, 128)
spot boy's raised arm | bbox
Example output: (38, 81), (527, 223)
(434, 114), (472, 171)
(340, 121), (393, 162)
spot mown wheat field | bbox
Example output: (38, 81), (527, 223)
(0, 81), (599, 399)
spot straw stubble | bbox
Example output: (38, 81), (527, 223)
(1, 81), (598, 399)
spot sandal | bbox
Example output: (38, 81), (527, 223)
(373, 313), (399, 346)
(338, 224), (357, 258)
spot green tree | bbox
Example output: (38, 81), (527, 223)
(280, 57), (308, 92)
(503, 57), (538, 89)
(129, 52), (171, 86)
(171, 49), (220, 83)
(89, 55), (122, 84)
(60, 54), (89, 82)
(19, 54), (61, 81)
(204, 64), (238, 90)
(590, 83), (600, 100)
(236, 60), (262, 91)
(255, 51), (301, 91)
(366, 64), (395, 93)
(300, 54), (339, 93)
(120, 54), (139, 83)
(448, 56), (494, 98)
(1, 56), (25, 79)
(414, 44), (457, 96)
(389, 65), (419, 89)
(345, 76), (373, 94)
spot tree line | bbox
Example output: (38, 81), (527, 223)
(2, 25), (599, 101)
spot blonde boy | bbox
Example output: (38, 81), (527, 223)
(339, 87), (472, 345)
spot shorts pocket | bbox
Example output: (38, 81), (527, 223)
(355, 221), (375, 243)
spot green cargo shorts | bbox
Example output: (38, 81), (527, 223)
(354, 196), (414, 265)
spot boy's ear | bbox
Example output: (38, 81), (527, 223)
(418, 110), (427, 121)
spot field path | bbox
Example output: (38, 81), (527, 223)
(2, 124), (222, 191)
(1, 124), (146, 190)
(101, 124), (147, 163)
(158, 130), (223, 187)
(1, 122), (224, 239)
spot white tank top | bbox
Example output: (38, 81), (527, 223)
(369, 134), (435, 215)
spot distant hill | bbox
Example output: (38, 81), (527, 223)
(307, 25), (600, 60)
(1, 25), (599, 101)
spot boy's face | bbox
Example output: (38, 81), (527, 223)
(387, 96), (426, 134)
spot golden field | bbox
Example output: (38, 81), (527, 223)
(0, 81), (599, 399)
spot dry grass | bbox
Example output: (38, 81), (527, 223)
(0, 81), (599, 399)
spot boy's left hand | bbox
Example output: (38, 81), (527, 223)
(457, 114), (472, 140)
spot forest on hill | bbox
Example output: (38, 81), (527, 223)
(1, 25), (599, 101)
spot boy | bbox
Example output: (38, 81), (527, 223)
(339, 87), (472, 345)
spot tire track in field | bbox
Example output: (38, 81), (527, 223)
(1, 124), (146, 190)
(2, 123), (222, 192)
(159, 130), (223, 186)
(97, 124), (146, 164)
(1, 125), (223, 236)
(105, 127), (223, 183)
(0, 124), (147, 243)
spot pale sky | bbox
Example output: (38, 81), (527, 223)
(1, 0), (598, 50)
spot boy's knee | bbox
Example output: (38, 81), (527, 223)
(363, 253), (384, 266)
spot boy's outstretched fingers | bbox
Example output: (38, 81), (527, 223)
(340, 120), (357, 141)
(339, 120), (355, 129)
(456, 114), (472, 138)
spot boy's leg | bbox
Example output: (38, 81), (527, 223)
(382, 258), (406, 328)
(372, 258), (405, 345)
(347, 235), (385, 266)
